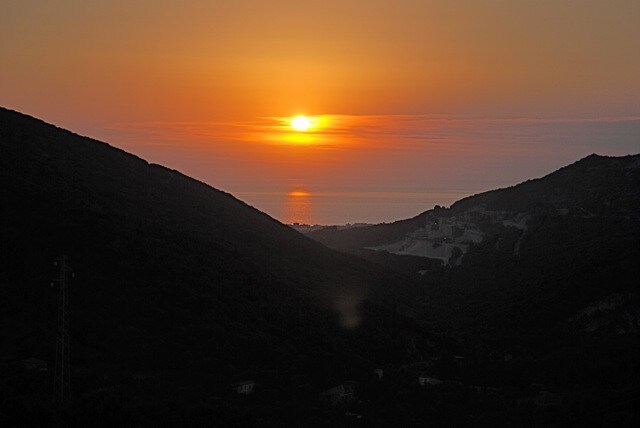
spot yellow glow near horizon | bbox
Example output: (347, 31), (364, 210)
(287, 190), (310, 197)
(251, 115), (337, 146)
(291, 115), (311, 131)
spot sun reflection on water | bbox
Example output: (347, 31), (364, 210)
(283, 190), (314, 224)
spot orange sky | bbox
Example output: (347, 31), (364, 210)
(2, 1), (639, 223)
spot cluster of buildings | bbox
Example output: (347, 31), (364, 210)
(369, 215), (484, 265)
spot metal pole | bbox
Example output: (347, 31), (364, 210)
(53, 255), (71, 403)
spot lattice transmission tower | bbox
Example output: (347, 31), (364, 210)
(52, 255), (72, 403)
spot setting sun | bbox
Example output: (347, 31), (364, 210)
(291, 115), (311, 132)
(1, 1), (639, 423)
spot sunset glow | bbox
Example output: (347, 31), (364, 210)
(291, 116), (311, 132)
(287, 190), (311, 197)
(2, 2), (639, 424)
(1, 1), (638, 224)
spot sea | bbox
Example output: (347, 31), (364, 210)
(235, 189), (479, 226)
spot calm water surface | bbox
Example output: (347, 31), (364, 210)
(236, 189), (479, 225)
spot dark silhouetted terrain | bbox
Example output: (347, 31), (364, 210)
(308, 154), (640, 404)
(0, 108), (450, 426)
(1, 108), (638, 426)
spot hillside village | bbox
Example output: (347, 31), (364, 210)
(298, 208), (532, 266)
(366, 213), (485, 265)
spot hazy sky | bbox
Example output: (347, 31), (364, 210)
(2, 1), (639, 222)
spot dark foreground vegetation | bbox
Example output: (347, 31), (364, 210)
(1, 108), (638, 426)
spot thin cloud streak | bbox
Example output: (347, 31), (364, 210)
(108, 114), (640, 153)
(97, 113), (640, 223)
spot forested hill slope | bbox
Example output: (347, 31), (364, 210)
(0, 108), (442, 423)
(449, 153), (640, 216)
(307, 153), (640, 254)
(305, 152), (639, 348)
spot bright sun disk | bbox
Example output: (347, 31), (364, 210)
(291, 115), (311, 131)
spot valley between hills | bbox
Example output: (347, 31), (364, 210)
(1, 107), (638, 426)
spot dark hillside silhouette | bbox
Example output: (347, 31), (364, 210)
(307, 153), (640, 398)
(1, 108), (638, 425)
(0, 108), (446, 425)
